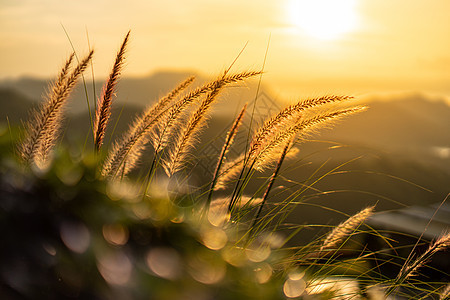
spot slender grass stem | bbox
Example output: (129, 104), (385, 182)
(249, 141), (290, 235)
(61, 24), (95, 143)
(206, 104), (247, 210)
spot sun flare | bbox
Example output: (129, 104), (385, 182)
(288, 0), (358, 40)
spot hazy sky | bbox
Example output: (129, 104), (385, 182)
(2, 0), (450, 99)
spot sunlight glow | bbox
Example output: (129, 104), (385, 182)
(288, 0), (358, 40)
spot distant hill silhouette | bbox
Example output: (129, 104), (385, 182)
(0, 71), (199, 112)
(0, 88), (37, 124)
(0, 70), (274, 117)
(0, 70), (261, 114)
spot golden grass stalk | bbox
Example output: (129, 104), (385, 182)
(215, 103), (364, 209)
(208, 195), (263, 227)
(395, 232), (450, 285)
(161, 79), (224, 177)
(154, 71), (261, 152)
(214, 155), (245, 191)
(19, 53), (75, 163)
(32, 53), (75, 164)
(440, 283), (450, 300)
(248, 140), (292, 230)
(218, 104), (247, 164)
(101, 76), (195, 178)
(206, 104), (247, 205)
(162, 71), (261, 177)
(214, 147), (300, 192)
(252, 106), (367, 172)
(320, 205), (375, 251)
(249, 95), (352, 161)
(211, 195), (263, 209)
(19, 51), (93, 167)
(94, 31), (130, 152)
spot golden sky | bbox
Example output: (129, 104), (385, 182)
(2, 0), (450, 99)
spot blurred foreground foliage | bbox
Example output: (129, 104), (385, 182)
(0, 136), (287, 299)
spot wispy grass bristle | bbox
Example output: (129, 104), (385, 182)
(440, 283), (450, 300)
(321, 205), (375, 251)
(387, 231), (450, 296)
(252, 106), (367, 172)
(94, 31), (130, 152)
(209, 195), (263, 226)
(249, 140), (292, 231)
(101, 76), (195, 178)
(220, 103), (247, 162)
(206, 104), (247, 205)
(154, 71), (261, 152)
(213, 106), (366, 191)
(214, 155), (245, 191)
(399, 232), (450, 279)
(19, 50), (93, 167)
(161, 71), (261, 177)
(249, 95), (352, 160)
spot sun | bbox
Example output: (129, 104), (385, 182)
(287, 0), (358, 40)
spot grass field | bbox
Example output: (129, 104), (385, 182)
(1, 32), (449, 299)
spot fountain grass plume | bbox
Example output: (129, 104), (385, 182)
(101, 76), (195, 178)
(162, 71), (261, 177)
(94, 31), (130, 152)
(19, 51), (93, 168)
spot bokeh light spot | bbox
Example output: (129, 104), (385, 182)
(283, 277), (306, 298)
(201, 227), (228, 250)
(208, 199), (231, 227)
(97, 251), (132, 286)
(222, 247), (247, 267)
(146, 247), (181, 280)
(245, 244), (271, 262)
(131, 203), (152, 219)
(106, 180), (140, 202)
(60, 221), (90, 254)
(188, 254), (226, 284)
(288, 270), (305, 281)
(102, 224), (129, 246)
(42, 243), (57, 256)
(254, 262), (273, 284)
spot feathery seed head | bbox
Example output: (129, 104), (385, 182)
(249, 95), (353, 160)
(18, 50), (93, 166)
(94, 31), (130, 152)
(396, 231), (450, 284)
(102, 75), (195, 178)
(251, 106), (366, 172)
(321, 205), (375, 251)
(160, 71), (260, 177)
